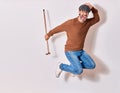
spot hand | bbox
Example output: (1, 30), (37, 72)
(45, 34), (50, 40)
(84, 2), (93, 9)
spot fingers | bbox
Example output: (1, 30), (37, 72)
(45, 34), (50, 40)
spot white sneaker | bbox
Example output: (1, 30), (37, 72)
(55, 63), (62, 78)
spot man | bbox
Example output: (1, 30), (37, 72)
(45, 3), (100, 78)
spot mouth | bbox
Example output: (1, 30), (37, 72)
(79, 14), (87, 22)
(81, 16), (87, 20)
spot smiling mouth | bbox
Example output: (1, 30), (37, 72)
(81, 16), (86, 20)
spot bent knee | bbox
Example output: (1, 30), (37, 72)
(90, 63), (96, 69)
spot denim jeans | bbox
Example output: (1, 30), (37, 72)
(60, 50), (96, 75)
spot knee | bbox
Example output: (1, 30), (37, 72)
(90, 63), (96, 69)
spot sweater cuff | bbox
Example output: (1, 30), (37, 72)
(47, 32), (52, 37)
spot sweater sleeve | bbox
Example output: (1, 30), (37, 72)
(88, 7), (100, 26)
(47, 20), (69, 37)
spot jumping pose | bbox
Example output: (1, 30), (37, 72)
(45, 3), (100, 78)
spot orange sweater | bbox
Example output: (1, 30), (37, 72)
(47, 7), (100, 51)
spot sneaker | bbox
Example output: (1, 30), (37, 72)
(55, 62), (62, 78)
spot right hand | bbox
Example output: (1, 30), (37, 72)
(45, 34), (50, 40)
(84, 2), (93, 9)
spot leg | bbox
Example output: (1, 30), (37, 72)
(80, 50), (96, 69)
(60, 51), (83, 75)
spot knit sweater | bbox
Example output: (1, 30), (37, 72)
(47, 7), (100, 52)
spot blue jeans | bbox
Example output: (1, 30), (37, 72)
(60, 50), (96, 75)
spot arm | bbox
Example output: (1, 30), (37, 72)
(89, 7), (100, 26)
(45, 20), (69, 40)
(85, 3), (100, 25)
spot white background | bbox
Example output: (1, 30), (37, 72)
(0, 0), (120, 93)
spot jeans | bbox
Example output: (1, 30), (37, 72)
(60, 50), (96, 75)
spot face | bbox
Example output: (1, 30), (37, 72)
(79, 10), (89, 22)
